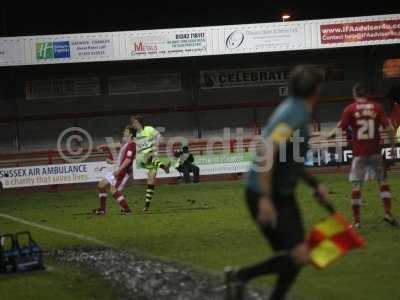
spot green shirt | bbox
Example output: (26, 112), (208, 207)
(135, 126), (159, 155)
(247, 97), (310, 197)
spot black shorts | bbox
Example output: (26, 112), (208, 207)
(246, 188), (305, 251)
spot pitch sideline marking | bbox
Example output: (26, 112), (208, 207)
(0, 213), (111, 247)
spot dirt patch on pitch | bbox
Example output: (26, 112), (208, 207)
(52, 247), (296, 300)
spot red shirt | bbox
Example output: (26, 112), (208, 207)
(117, 142), (136, 175)
(390, 103), (400, 130)
(338, 100), (389, 156)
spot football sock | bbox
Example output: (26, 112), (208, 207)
(112, 191), (130, 211)
(98, 187), (108, 211)
(145, 184), (155, 207)
(152, 159), (164, 169)
(380, 184), (392, 215)
(237, 255), (300, 300)
(351, 190), (362, 223)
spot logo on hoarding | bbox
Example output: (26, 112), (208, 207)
(36, 41), (70, 60)
(202, 73), (217, 88)
(226, 31), (244, 49)
(94, 166), (107, 173)
(131, 42), (158, 55)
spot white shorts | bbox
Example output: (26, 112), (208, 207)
(105, 172), (130, 191)
(349, 154), (385, 183)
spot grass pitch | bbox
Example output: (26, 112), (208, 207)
(1, 173), (400, 300)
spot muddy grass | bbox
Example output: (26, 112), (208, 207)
(51, 247), (282, 300)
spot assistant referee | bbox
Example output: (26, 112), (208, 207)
(225, 65), (335, 300)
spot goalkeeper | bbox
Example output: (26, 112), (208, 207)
(131, 115), (171, 212)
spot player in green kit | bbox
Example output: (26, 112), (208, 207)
(224, 66), (335, 300)
(131, 115), (171, 212)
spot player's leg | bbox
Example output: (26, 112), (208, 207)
(225, 190), (305, 300)
(351, 183), (363, 227)
(371, 154), (398, 226)
(111, 174), (132, 215)
(182, 165), (192, 183)
(349, 156), (366, 227)
(379, 179), (397, 224)
(93, 178), (111, 215)
(191, 164), (200, 183)
(150, 155), (171, 173)
(143, 169), (156, 212)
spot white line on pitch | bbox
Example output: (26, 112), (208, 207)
(0, 213), (111, 247)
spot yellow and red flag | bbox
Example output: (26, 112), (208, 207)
(308, 213), (366, 269)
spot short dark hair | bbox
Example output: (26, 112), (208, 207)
(182, 146), (189, 152)
(289, 65), (324, 99)
(125, 125), (137, 137)
(131, 115), (144, 127)
(353, 82), (368, 98)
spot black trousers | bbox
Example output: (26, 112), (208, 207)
(177, 164), (200, 183)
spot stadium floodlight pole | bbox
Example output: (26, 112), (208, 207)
(282, 14), (291, 22)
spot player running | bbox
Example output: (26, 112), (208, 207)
(131, 115), (171, 212)
(225, 66), (335, 300)
(93, 126), (136, 216)
(329, 82), (398, 228)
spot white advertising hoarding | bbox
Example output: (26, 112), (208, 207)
(222, 23), (305, 53)
(0, 39), (25, 65)
(0, 162), (113, 189)
(0, 14), (399, 66)
(127, 30), (208, 59)
(70, 37), (114, 60)
(0, 159), (251, 189)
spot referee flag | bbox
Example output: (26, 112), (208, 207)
(308, 213), (366, 268)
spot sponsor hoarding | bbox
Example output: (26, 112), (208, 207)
(320, 18), (400, 45)
(200, 67), (290, 89)
(0, 153), (252, 189)
(128, 31), (208, 58)
(1, 146), (399, 189)
(223, 23), (305, 53)
(0, 162), (113, 189)
(70, 37), (114, 59)
(0, 39), (25, 65)
(0, 14), (399, 67)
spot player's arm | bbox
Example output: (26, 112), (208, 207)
(148, 127), (162, 151)
(327, 107), (351, 139)
(256, 139), (278, 227)
(97, 143), (121, 150)
(383, 123), (396, 160)
(378, 106), (396, 159)
(301, 169), (335, 213)
(113, 151), (134, 176)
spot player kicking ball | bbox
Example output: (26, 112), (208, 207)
(328, 82), (398, 228)
(93, 126), (136, 216)
(225, 66), (335, 300)
(131, 115), (171, 213)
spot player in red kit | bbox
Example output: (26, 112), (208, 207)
(329, 83), (398, 228)
(93, 126), (136, 216)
